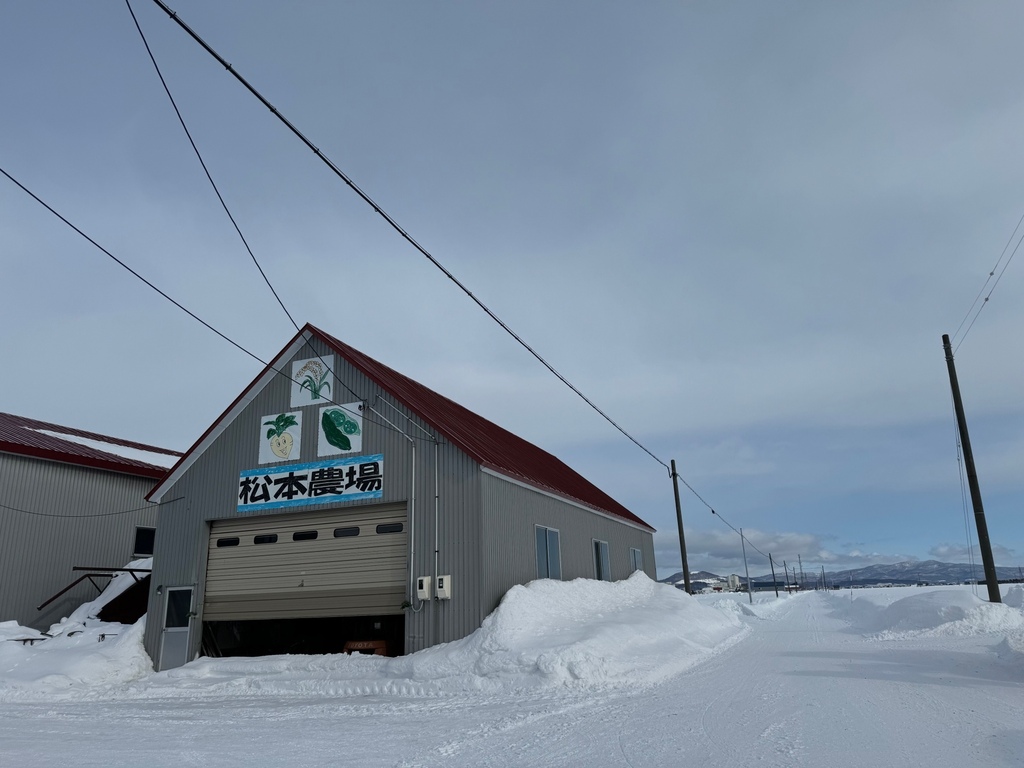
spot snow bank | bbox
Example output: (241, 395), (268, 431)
(1003, 584), (1024, 609)
(392, 571), (747, 692)
(117, 573), (746, 700)
(828, 586), (1024, 640)
(704, 590), (799, 619)
(0, 617), (152, 698)
(0, 558), (155, 699)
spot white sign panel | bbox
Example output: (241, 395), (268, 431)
(318, 403), (363, 456)
(238, 454), (384, 513)
(290, 355), (335, 408)
(258, 411), (302, 464)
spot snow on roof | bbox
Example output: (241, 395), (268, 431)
(0, 412), (181, 479)
(31, 430), (180, 469)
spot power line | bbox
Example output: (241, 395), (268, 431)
(0, 164), (428, 444)
(709, 507), (772, 561)
(952, 208), (1024, 351)
(124, 0), (373, 420)
(144, 0), (668, 472)
(0, 497), (182, 519)
(124, 0), (297, 331)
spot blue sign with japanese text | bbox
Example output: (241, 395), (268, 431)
(237, 453), (384, 513)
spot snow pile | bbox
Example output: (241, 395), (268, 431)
(707, 591), (797, 619)
(0, 618), (152, 698)
(136, 572), (746, 700)
(1004, 584), (1024, 609)
(395, 572), (746, 691)
(997, 585), (1024, 658)
(0, 558), (155, 699)
(829, 586), (1024, 640)
(52, 557), (152, 634)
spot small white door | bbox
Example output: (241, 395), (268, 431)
(159, 587), (193, 671)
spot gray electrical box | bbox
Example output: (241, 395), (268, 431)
(416, 576), (432, 600)
(436, 574), (452, 600)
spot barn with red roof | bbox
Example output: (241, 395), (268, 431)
(143, 325), (655, 669)
(0, 412), (180, 628)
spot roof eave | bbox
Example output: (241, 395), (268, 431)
(1, 442), (169, 480)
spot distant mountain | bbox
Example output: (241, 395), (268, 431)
(750, 560), (1022, 587)
(660, 561), (1023, 591)
(659, 570), (723, 586)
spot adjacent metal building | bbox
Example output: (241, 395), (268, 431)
(0, 413), (181, 629)
(144, 325), (656, 670)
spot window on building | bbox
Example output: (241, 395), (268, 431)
(535, 526), (561, 580)
(133, 526), (156, 557)
(593, 540), (611, 581)
(293, 530), (318, 541)
(376, 523), (404, 534)
(334, 527), (360, 538)
(630, 547), (643, 573)
(254, 534), (278, 545)
(216, 537), (240, 548)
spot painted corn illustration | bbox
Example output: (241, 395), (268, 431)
(296, 360), (331, 400)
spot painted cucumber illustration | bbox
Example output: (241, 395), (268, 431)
(322, 408), (360, 451)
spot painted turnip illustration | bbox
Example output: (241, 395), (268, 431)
(322, 408), (360, 452)
(264, 413), (298, 459)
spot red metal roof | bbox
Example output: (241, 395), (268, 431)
(0, 412), (181, 480)
(312, 326), (653, 531)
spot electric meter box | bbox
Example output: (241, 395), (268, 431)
(416, 576), (432, 600)
(436, 575), (452, 600)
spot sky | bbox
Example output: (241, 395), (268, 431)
(2, 2), (1022, 579)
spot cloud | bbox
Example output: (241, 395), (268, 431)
(655, 527), (921, 578)
(928, 543), (1018, 565)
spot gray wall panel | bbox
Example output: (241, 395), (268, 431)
(143, 332), (653, 666)
(479, 473), (656, 617)
(0, 453), (157, 629)
(145, 334), (485, 661)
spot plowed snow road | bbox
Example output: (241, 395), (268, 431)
(1, 590), (1021, 767)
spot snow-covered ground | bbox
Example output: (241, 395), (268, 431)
(1, 576), (1022, 767)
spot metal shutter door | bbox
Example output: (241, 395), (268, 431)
(204, 503), (407, 621)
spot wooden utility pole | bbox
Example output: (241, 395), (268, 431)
(942, 334), (1001, 603)
(670, 460), (692, 594)
(769, 554), (779, 597)
(740, 528), (753, 604)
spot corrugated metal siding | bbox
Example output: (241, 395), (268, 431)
(144, 336), (485, 661)
(204, 504), (407, 620)
(479, 473), (656, 616)
(0, 452), (157, 629)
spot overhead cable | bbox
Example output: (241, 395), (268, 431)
(144, 0), (668, 472)
(709, 507), (772, 561)
(0, 165), (426, 443)
(125, 0), (298, 330)
(125, 0), (368, 417)
(0, 497), (182, 519)
(952, 208), (1024, 351)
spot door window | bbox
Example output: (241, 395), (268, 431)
(165, 588), (192, 629)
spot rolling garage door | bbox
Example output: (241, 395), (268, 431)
(204, 503), (407, 621)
